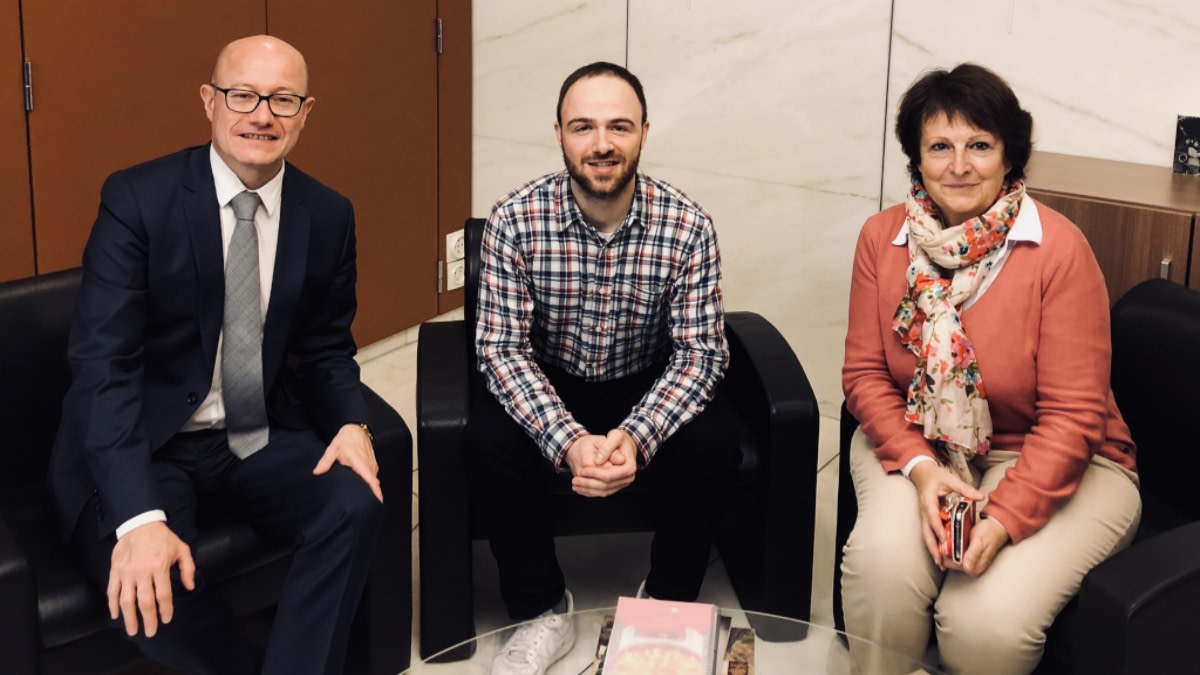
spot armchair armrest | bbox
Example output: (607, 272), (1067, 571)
(1072, 520), (1200, 674)
(0, 512), (37, 674)
(346, 384), (413, 675)
(721, 311), (819, 622)
(724, 312), (820, 453)
(417, 321), (472, 438)
(416, 320), (477, 659)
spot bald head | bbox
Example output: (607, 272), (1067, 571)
(202, 34), (315, 189)
(211, 35), (309, 95)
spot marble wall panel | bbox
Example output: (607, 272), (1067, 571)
(470, 2), (1200, 412)
(472, 1), (627, 216)
(629, 0), (894, 415)
(472, 138), (566, 217)
(883, 0), (1200, 203)
(629, 0), (893, 192)
(645, 161), (881, 413)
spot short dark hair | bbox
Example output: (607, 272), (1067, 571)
(557, 62), (647, 125)
(895, 63), (1033, 183)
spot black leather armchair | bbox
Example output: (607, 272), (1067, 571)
(0, 268), (412, 675)
(833, 277), (1200, 674)
(417, 217), (820, 660)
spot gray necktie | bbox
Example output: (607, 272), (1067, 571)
(222, 190), (269, 458)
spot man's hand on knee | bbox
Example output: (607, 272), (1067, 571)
(566, 431), (637, 497)
(314, 423), (383, 502)
(107, 521), (196, 637)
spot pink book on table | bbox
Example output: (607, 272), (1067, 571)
(602, 596), (719, 675)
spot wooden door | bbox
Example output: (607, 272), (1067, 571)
(437, 0), (472, 316)
(21, 0), (264, 273)
(1030, 190), (1192, 305)
(0, 1), (33, 281)
(269, 0), (440, 345)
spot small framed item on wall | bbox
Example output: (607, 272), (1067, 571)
(1174, 115), (1200, 175)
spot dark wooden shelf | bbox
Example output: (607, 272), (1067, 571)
(1026, 151), (1200, 303)
(1027, 151), (1200, 214)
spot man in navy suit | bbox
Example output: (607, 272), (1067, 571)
(49, 35), (382, 674)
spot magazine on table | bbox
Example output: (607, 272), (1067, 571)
(591, 597), (753, 674)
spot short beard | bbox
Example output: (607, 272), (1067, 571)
(563, 150), (640, 201)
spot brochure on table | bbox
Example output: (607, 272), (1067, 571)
(595, 596), (753, 674)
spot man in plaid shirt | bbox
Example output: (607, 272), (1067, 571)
(468, 62), (740, 675)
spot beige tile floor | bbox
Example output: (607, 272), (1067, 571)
(354, 320), (844, 669)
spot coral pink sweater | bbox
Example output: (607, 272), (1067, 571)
(843, 201), (1137, 544)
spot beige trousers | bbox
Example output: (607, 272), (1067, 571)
(840, 428), (1140, 675)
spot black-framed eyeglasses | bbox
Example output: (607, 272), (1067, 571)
(210, 85), (308, 118)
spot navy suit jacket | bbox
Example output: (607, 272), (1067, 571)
(49, 144), (369, 539)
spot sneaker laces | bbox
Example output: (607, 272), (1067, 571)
(503, 614), (565, 663)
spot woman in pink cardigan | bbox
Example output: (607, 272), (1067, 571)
(841, 64), (1140, 675)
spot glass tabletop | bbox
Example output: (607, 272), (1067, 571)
(405, 607), (944, 674)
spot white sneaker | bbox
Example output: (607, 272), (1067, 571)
(491, 590), (576, 675)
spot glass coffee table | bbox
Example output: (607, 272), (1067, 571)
(404, 607), (944, 674)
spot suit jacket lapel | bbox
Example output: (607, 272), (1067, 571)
(182, 146), (224, 370)
(264, 169), (310, 390)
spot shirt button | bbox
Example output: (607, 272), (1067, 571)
(187, 392), (198, 404)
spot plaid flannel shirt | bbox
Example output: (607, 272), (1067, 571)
(476, 171), (729, 467)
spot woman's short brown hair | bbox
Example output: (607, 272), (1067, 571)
(895, 63), (1033, 183)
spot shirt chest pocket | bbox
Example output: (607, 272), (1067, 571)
(614, 277), (669, 320)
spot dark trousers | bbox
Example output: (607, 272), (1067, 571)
(72, 427), (383, 675)
(465, 362), (740, 620)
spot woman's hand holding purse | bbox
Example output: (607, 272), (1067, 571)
(909, 460), (984, 570)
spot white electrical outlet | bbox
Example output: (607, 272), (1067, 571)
(446, 229), (466, 263)
(446, 259), (466, 290)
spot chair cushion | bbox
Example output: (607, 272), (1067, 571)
(1, 484), (107, 649)
(1111, 279), (1200, 527)
(1, 484), (292, 650)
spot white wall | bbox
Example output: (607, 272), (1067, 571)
(882, 0), (1200, 202)
(472, 0), (1200, 419)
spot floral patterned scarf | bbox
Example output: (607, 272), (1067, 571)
(892, 178), (1025, 483)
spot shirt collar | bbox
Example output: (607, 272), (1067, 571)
(209, 144), (285, 216)
(890, 193), (1043, 246)
(554, 170), (648, 234)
